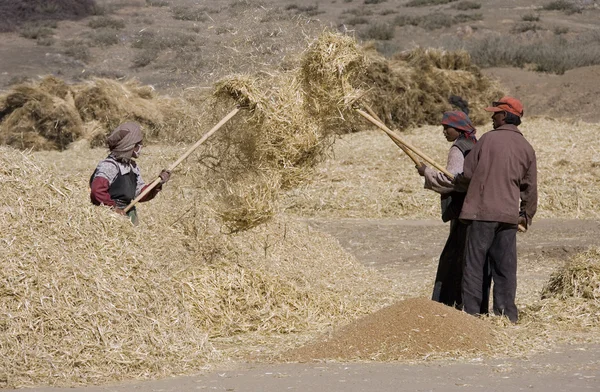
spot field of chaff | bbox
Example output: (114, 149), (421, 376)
(1, 32), (599, 388)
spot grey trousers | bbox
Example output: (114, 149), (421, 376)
(462, 220), (519, 323)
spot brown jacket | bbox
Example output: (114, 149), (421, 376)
(457, 124), (537, 225)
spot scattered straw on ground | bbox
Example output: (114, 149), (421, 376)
(284, 297), (497, 362)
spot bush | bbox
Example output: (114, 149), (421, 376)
(63, 41), (91, 62)
(346, 16), (370, 25)
(521, 13), (540, 22)
(19, 24), (54, 40)
(171, 5), (209, 21)
(364, 0), (387, 4)
(0, 0), (98, 32)
(146, 0), (169, 6)
(453, 1), (481, 10)
(88, 16), (125, 29)
(342, 7), (374, 16)
(361, 23), (395, 40)
(90, 28), (120, 46)
(285, 4), (324, 16)
(406, 0), (457, 6)
(132, 49), (158, 68)
(542, 0), (581, 14)
(394, 12), (478, 30)
(132, 30), (196, 50)
(380, 9), (397, 15)
(453, 13), (483, 23)
(511, 22), (541, 34)
(553, 26), (569, 35)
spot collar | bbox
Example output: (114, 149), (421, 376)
(492, 124), (522, 135)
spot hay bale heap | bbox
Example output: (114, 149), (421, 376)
(522, 248), (600, 329)
(0, 76), (204, 150)
(361, 46), (504, 128)
(0, 146), (399, 388)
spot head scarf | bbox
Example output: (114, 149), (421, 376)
(106, 122), (143, 160)
(441, 111), (477, 142)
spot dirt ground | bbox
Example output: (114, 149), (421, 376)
(6, 218), (599, 392)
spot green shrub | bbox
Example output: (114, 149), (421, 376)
(542, 0), (581, 14)
(453, 1), (481, 10)
(406, 0), (457, 7)
(361, 23), (394, 40)
(88, 16), (125, 29)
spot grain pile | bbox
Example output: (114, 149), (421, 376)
(284, 298), (497, 362)
(0, 146), (400, 388)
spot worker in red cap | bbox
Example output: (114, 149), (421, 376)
(454, 96), (537, 323)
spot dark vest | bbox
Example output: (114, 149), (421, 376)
(440, 136), (475, 222)
(90, 158), (137, 209)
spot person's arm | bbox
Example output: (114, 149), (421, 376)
(423, 146), (463, 194)
(135, 167), (171, 203)
(519, 152), (538, 227)
(90, 161), (119, 207)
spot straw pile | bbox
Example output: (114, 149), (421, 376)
(0, 76), (204, 150)
(284, 298), (497, 362)
(0, 145), (400, 388)
(542, 247), (600, 301)
(361, 46), (504, 128)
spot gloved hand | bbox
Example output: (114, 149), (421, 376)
(159, 169), (171, 184)
(415, 162), (427, 176)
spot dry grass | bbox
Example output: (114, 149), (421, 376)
(283, 117), (600, 220)
(0, 145), (401, 388)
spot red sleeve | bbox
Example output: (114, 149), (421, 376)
(139, 183), (162, 202)
(90, 177), (115, 207)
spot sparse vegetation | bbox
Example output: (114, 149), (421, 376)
(522, 13), (541, 22)
(542, 0), (581, 14)
(394, 12), (480, 30)
(63, 41), (91, 62)
(463, 31), (600, 74)
(453, 1), (481, 10)
(88, 16), (125, 29)
(511, 22), (541, 34)
(132, 49), (159, 68)
(553, 25), (569, 35)
(132, 30), (196, 50)
(285, 4), (324, 16)
(171, 5), (210, 21)
(146, 0), (169, 6)
(364, 0), (387, 4)
(342, 7), (374, 16)
(346, 16), (370, 25)
(380, 9), (397, 15)
(89, 28), (120, 46)
(361, 23), (395, 40)
(0, 0), (99, 32)
(406, 0), (457, 7)
(19, 24), (55, 40)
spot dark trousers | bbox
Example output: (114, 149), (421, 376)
(462, 220), (518, 322)
(432, 220), (490, 312)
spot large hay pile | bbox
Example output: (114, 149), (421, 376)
(361, 46), (504, 128)
(284, 298), (497, 362)
(0, 76), (204, 150)
(0, 145), (400, 388)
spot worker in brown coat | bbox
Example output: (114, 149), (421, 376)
(454, 96), (537, 323)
